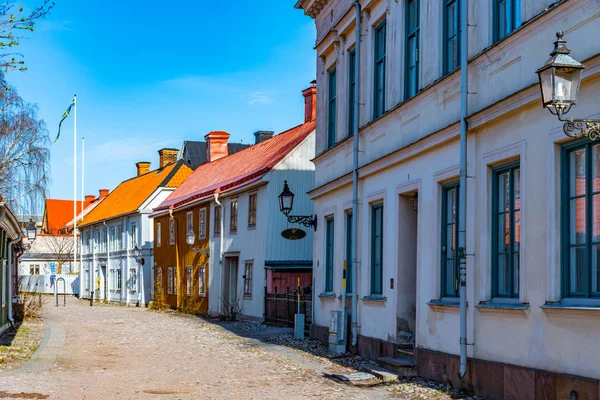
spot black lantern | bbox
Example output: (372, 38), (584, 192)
(278, 180), (317, 231)
(278, 180), (294, 216)
(26, 218), (36, 241)
(536, 31), (584, 116)
(537, 32), (599, 140)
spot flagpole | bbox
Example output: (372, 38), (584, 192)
(80, 135), (84, 275)
(73, 94), (77, 276)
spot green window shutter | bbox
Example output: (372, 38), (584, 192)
(374, 20), (386, 119)
(348, 49), (356, 137)
(405, 0), (420, 99)
(325, 217), (335, 293)
(371, 203), (384, 295)
(441, 182), (460, 298)
(328, 68), (337, 148)
(492, 162), (521, 298)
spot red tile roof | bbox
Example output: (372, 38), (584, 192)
(44, 199), (93, 234)
(154, 120), (315, 214)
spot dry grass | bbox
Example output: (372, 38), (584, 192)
(0, 318), (45, 372)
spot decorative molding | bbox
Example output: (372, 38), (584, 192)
(433, 165), (460, 184)
(366, 189), (387, 204)
(395, 179), (420, 195)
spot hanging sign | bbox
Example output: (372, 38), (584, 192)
(281, 228), (306, 240)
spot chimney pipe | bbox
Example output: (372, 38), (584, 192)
(99, 189), (109, 199)
(158, 148), (179, 169)
(204, 131), (230, 162)
(254, 131), (274, 144)
(85, 195), (95, 203)
(136, 161), (151, 176)
(302, 82), (317, 123)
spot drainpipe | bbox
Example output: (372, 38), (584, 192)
(7, 237), (21, 326)
(103, 221), (109, 303)
(350, 1), (361, 348)
(213, 190), (224, 313)
(458, 0), (469, 379)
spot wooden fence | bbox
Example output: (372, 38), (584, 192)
(18, 274), (80, 295)
(264, 287), (312, 330)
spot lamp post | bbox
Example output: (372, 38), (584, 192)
(278, 180), (317, 231)
(25, 218), (37, 242)
(537, 31), (599, 140)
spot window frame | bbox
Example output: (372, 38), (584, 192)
(373, 19), (387, 119)
(186, 266), (193, 296)
(243, 261), (253, 297)
(130, 222), (137, 249)
(441, 181), (460, 298)
(156, 222), (161, 248)
(248, 193), (257, 228)
(129, 268), (137, 291)
(493, 0), (520, 44)
(156, 267), (162, 294)
(214, 205), (221, 236)
(370, 203), (384, 295)
(186, 211), (193, 235)
(328, 67), (337, 148)
(167, 266), (174, 294)
(198, 265), (206, 296)
(491, 162), (521, 299)
(325, 216), (335, 293)
(199, 207), (207, 239)
(443, 0), (461, 75)
(348, 48), (356, 137)
(230, 199), (238, 233)
(561, 140), (600, 300)
(169, 218), (175, 245)
(117, 226), (123, 250)
(405, 0), (420, 100)
(345, 211), (353, 294)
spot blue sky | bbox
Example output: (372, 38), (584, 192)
(8, 1), (316, 200)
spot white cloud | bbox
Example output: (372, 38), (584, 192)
(248, 91), (274, 105)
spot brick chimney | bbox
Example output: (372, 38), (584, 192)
(84, 195), (95, 203)
(99, 189), (109, 199)
(204, 131), (230, 162)
(136, 161), (151, 176)
(158, 148), (179, 169)
(254, 131), (274, 144)
(302, 82), (317, 123)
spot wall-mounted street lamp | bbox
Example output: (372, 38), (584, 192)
(278, 180), (317, 231)
(537, 31), (599, 140)
(26, 218), (37, 241)
(133, 244), (145, 266)
(186, 228), (210, 256)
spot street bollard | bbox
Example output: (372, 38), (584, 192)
(89, 290), (94, 307)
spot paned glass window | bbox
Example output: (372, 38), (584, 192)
(230, 199), (238, 233)
(248, 194), (257, 228)
(156, 222), (161, 248)
(244, 261), (253, 296)
(186, 266), (193, 296)
(348, 48), (356, 137)
(214, 205), (221, 235)
(199, 208), (207, 239)
(441, 183), (459, 297)
(169, 218), (175, 245)
(346, 212), (353, 294)
(198, 266), (206, 296)
(444, 0), (460, 74)
(371, 204), (384, 295)
(325, 217), (334, 293)
(328, 67), (337, 148)
(374, 20), (387, 119)
(494, 0), (520, 42)
(405, 0), (420, 99)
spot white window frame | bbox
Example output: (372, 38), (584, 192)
(199, 208), (207, 240)
(198, 265), (206, 296)
(157, 222), (162, 248)
(117, 225), (123, 250)
(167, 266), (174, 294)
(169, 219), (175, 245)
(130, 222), (137, 249)
(186, 266), (193, 296)
(186, 211), (193, 235)
(129, 268), (137, 291)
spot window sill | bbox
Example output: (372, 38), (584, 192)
(318, 292), (336, 300)
(337, 293), (354, 301)
(476, 301), (529, 313)
(247, 225), (256, 231)
(243, 295), (252, 300)
(362, 295), (387, 303)
(427, 298), (462, 313)
(541, 302), (600, 316)
(229, 230), (238, 235)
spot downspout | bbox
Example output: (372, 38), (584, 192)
(458, 0), (469, 379)
(103, 221), (109, 303)
(213, 191), (224, 313)
(8, 237), (21, 326)
(350, 0), (361, 348)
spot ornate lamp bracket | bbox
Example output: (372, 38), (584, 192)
(287, 215), (318, 231)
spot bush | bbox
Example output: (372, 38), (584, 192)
(12, 293), (46, 321)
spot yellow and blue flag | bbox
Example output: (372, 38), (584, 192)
(54, 98), (75, 143)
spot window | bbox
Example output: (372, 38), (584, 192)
(374, 20), (387, 119)
(328, 67), (337, 148)
(443, 0), (460, 75)
(198, 266), (206, 296)
(109, 227), (115, 252)
(186, 211), (193, 235)
(129, 268), (137, 291)
(30, 265), (40, 275)
(156, 267), (162, 293)
(230, 199), (238, 233)
(186, 266), (193, 296)
(325, 217), (334, 293)
(345, 212), (353, 294)
(348, 48), (357, 137)
(1, 261), (5, 308)
(101, 228), (107, 252)
(167, 267), (174, 294)
(244, 261), (253, 296)
(492, 163), (521, 298)
(563, 141), (600, 299)
(248, 194), (257, 228)
(214, 205), (221, 235)
(371, 203), (384, 295)
(494, 0), (520, 43)
(85, 268), (89, 290)
(130, 223), (137, 249)
(85, 232), (91, 254)
(116, 269), (122, 290)
(405, 0), (420, 99)
(169, 218), (175, 245)
(441, 183), (460, 297)
(199, 208), (207, 239)
(117, 226), (123, 250)
(156, 222), (162, 248)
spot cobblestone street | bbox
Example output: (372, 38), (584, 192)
(0, 298), (406, 399)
